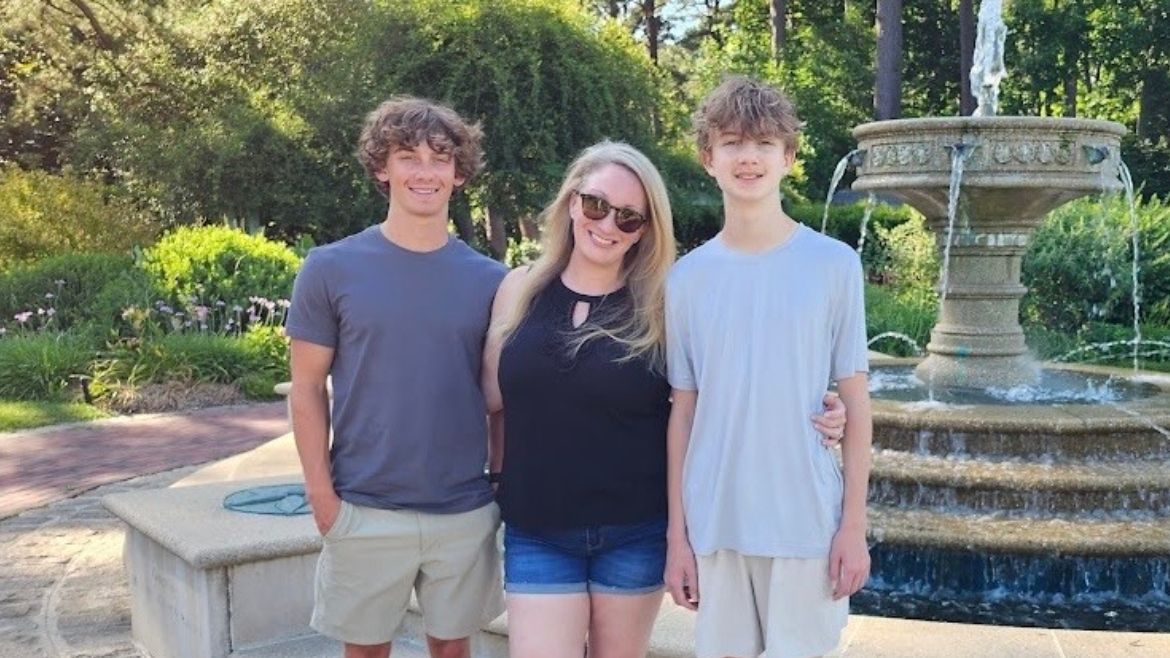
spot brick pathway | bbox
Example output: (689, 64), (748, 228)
(0, 402), (289, 519)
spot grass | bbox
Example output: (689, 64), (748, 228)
(0, 400), (112, 433)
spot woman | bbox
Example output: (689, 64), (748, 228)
(482, 141), (844, 658)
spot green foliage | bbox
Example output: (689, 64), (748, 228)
(505, 238), (543, 268)
(864, 283), (933, 357)
(0, 166), (161, 268)
(0, 332), (94, 401)
(86, 267), (164, 336)
(651, 145), (723, 252)
(871, 215), (940, 306)
(92, 327), (285, 391)
(237, 325), (291, 398)
(139, 225), (300, 312)
(1025, 322), (1170, 372)
(789, 200), (918, 261)
(1022, 195), (1170, 333)
(1122, 135), (1170, 202)
(681, 0), (872, 201)
(24, 0), (665, 248)
(0, 399), (111, 432)
(364, 0), (665, 240)
(0, 253), (134, 334)
(862, 213), (939, 356)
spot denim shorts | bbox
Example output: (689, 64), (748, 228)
(503, 518), (667, 595)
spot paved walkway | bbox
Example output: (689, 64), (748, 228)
(0, 402), (289, 519)
(0, 402), (288, 658)
(1, 404), (1168, 658)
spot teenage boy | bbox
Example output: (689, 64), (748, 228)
(286, 97), (507, 658)
(664, 76), (873, 658)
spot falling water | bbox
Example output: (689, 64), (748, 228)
(821, 150), (860, 233)
(1117, 157), (1143, 371)
(856, 193), (878, 256)
(867, 331), (925, 356)
(938, 144), (974, 300)
(970, 0), (1007, 117)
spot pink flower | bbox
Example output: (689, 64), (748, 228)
(14, 312), (32, 323)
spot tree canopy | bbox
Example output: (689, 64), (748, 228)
(2, 0), (1167, 252)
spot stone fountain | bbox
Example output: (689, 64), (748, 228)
(848, 0), (1170, 631)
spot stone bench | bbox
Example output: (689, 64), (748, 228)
(103, 475), (323, 658)
(103, 424), (699, 658)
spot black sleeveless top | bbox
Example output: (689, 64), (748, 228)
(496, 277), (670, 529)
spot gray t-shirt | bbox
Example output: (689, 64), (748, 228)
(286, 226), (507, 513)
(666, 224), (869, 558)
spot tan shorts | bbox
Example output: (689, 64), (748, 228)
(695, 550), (847, 658)
(311, 500), (504, 646)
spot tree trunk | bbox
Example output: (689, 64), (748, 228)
(519, 216), (541, 242)
(485, 205), (507, 261)
(643, 0), (658, 63)
(959, 0), (976, 115)
(452, 210), (474, 245)
(874, 0), (902, 120)
(770, 0), (787, 58)
(1063, 76), (1077, 117)
(1138, 68), (1170, 140)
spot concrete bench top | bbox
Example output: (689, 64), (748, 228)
(103, 475), (321, 570)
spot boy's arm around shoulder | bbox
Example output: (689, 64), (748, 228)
(482, 267), (530, 474)
(829, 372), (873, 599)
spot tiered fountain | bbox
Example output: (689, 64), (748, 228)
(850, 0), (1170, 630)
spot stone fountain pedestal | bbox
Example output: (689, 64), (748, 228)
(853, 117), (1125, 388)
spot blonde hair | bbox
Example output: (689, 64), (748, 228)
(494, 141), (676, 372)
(693, 75), (804, 155)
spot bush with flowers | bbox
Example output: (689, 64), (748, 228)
(0, 225), (300, 412)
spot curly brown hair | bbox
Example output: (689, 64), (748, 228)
(355, 96), (485, 198)
(693, 76), (804, 155)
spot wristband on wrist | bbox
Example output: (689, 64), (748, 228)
(487, 472), (502, 484)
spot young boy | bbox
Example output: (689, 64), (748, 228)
(664, 77), (873, 658)
(286, 97), (507, 658)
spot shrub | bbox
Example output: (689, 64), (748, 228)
(0, 253), (135, 335)
(0, 332), (95, 401)
(869, 215), (940, 306)
(0, 166), (162, 268)
(862, 214), (939, 357)
(1022, 195), (1170, 333)
(789, 199), (919, 274)
(865, 283), (934, 357)
(506, 238), (542, 267)
(140, 225), (301, 316)
(90, 325), (289, 401)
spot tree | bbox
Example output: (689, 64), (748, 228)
(5, 0), (665, 253)
(770, 0), (787, 56)
(959, 0), (975, 114)
(874, 0), (902, 119)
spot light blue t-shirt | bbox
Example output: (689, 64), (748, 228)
(666, 224), (869, 558)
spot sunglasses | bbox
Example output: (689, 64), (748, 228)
(575, 191), (648, 234)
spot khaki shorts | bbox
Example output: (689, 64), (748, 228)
(311, 500), (504, 646)
(695, 550), (847, 658)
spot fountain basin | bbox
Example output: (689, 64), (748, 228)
(863, 359), (1170, 631)
(853, 117), (1126, 220)
(852, 117), (1127, 390)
